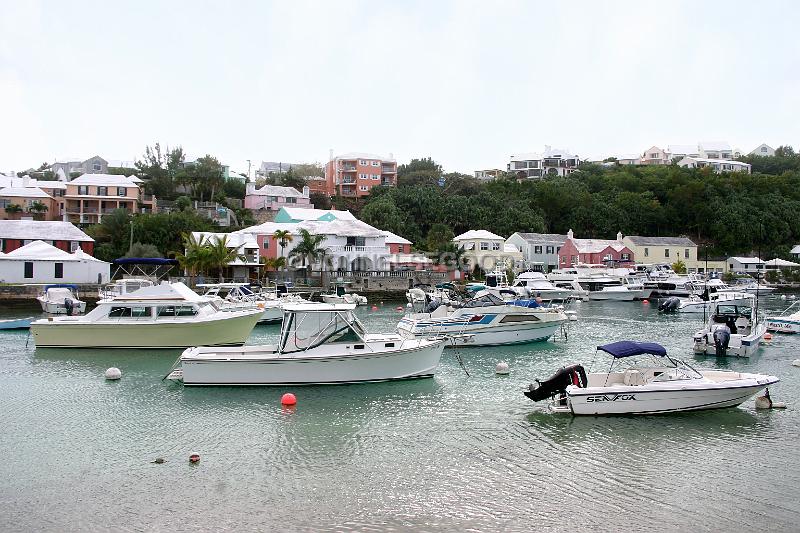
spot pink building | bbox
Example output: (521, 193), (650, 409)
(245, 184), (312, 212)
(323, 152), (397, 198)
(558, 230), (634, 267)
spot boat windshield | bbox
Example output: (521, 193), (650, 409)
(462, 293), (506, 307)
(279, 309), (366, 353)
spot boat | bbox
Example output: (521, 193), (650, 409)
(523, 340), (779, 415)
(727, 277), (776, 294)
(36, 284), (87, 314)
(676, 291), (755, 313)
(766, 301), (800, 333)
(98, 277), (155, 300)
(30, 281), (263, 348)
(197, 282), (284, 324)
(321, 283), (368, 305)
(0, 317), (35, 330)
(692, 301), (766, 357)
(397, 291), (568, 347)
(576, 274), (638, 301)
(169, 303), (447, 385)
(510, 272), (573, 301)
(406, 283), (457, 307)
(619, 276), (653, 300)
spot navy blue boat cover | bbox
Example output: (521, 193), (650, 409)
(597, 341), (667, 358)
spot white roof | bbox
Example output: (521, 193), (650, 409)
(729, 257), (764, 264)
(503, 242), (521, 253)
(69, 174), (140, 187)
(699, 141), (731, 152)
(236, 218), (385, 239)
(0, 175), (66, 189)
(249, 185), (307, 198)
(334, 152), (395, 162)
(454, 230), (505, 241)
(680, 157), (750, 166)
(765, 258), (800, 267)
(0, 187), (53, 199)
(571, 238), (627, 254)
(191, 231), (259, 249)
(106, 160), (138, 169)
(791, 245), (800, 254)
(383, 231), (412, 245)
(281, 207), (356, 221)
(0, 220), (93, 242)
(667, 144), (698, 155)
(3, 240), (106, 262)
(509, 146), (579, 161)
(390, 253), (431, 264)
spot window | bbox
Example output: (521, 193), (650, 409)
(54, 263), (63, 278)
(684, 249), (689, 258)
(78, 185), (89, 195)
(24, 262), (33, 278)
(761, 147), (768, 153)
(359, 160), (367, 165)
(604, 254), (613, 261)
(571, 255), (577, 263)
(98, 186), (109, 196)
(534, 246), (543, 254)
(0, 199), (8, 208)
(92, 161), (102, 171)
(480, 242), (489, 250)
(286, 197), (297, 203)
(117, 187), (127, 197)
(546, 246), (554, 254)
(359, 185), (368, 191)
(70, 242), (80, 252)
(621, 253), (630, 261)
(109, 306), (150, 318)
(371, 174), (379, 180)
(263, 240), (269, 249)
(492, 242), (500, 251)
(644, 247), (649, 257)
(560, 255), (566, 264)
(371, 161), (379, 167)
(665, 249), (670, 258)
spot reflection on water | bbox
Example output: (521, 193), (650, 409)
(0, 296), (799, 532)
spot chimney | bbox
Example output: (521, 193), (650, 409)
(617, 231), (623, 242)
(389, 152), (394, 160)
(246, 182), (255, 195)
(329, 148), (334, 162)
(22, 175), (30, 188)
(302, 185), (310, 197)
(567, 229), (574, 239)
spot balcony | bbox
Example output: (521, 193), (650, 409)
(381, 179), (394, 186)
(327, 245), (388, 253)
(381, 166), (396, 173)
(342, 178), (355, 184)
(340, 165), (357, 172)
(83, 207), (99, 214)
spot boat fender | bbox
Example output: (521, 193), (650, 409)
(755, 388), (787, 409)
(64, 298), (74, 316)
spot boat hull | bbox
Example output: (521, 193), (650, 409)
(588, 291), (636, 302)
(30, 311), (262, 348)
(179, 339), (446, 385)
(765, 318), (800, 333)
(692, 323), (766, 357)
(397, 312), (565, 347)
(37, 298), (87, 314)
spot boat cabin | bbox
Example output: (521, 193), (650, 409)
(710, 304), (754, 335)
(279, 304), (366, 353)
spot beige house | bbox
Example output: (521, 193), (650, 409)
(64, 174), (156, 224)
(622, 235), (700, 271)
(641, 146), (671, 165)
(453, 230), (523, 273)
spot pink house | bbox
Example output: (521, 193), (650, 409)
(245, 184), (312, 212)
(557, 229), (634, 267)
(383, 230), (412, 254)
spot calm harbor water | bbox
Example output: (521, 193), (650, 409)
(1, 297), (799, 532)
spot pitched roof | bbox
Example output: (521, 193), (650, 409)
(383, 231), (412, 245)
(729, 257), (763, 264)
(699, 141), (731, 152)
(69, 174), (140, 187)
(512, 232), (567, 244)
(3, 240), (105, 262)
(281, 207), (356, 221)
(235, 218), (386, 239)
(453, 230), (505, 241)
(249, 185), (307, 197)
(765, 258), (800, 267)
(625, 235), (696, 247)
(667, 144), (698, 156)
(191, 232), (259, 249)
(0, 220), (93, 242)
(570, 238), (627, 254)
(791, 245), (800, 254)
(0, 187), (53, 199)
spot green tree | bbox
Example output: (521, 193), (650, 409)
(124, 242), (163, 258)
(136, 143), (185, 199)
(288, 229), (326, 283)
(28, 201), (49, 217)
(426, 223), (454, 251)
(4, 204), (23, 217)
(671, 259), (687, 274)
(175, 195), (192, 211)
(206, 235), (245, 281)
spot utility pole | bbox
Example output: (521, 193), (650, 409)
(247, 159), (251, 181)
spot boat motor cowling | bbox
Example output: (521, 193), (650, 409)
(713, 326), (731, 357)
(64, 298), (74, 316)
(658, 296), (680, 312)
(525, 364), (587, 402)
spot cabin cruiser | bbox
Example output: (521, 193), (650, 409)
(197, 282), (284, 324)
(692, 302), (766, 357)
(407, 283), (457, 307)
(675, 290), (754, 313)
(575, 275), (638, 301)
(510, 272), (573, 301)
(524, 340), (779, 415)
(766, 301), (800, 333)
(36, 285), (87, 315)
(98, 277), (154, 300)
(321, 283), (368, 305)
(169, 303), (447, 385)
(30, 282), (262, 348)
(727, 277), (776, 294)
(397, 291), (567, 347)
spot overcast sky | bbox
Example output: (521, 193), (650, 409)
(1, 0), (798, 176)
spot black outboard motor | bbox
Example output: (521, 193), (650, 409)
(713, 326), (731, 357)
(524, 364), (587, 402)
(64, 298), (74, 316)
(658, 296), (680, 312)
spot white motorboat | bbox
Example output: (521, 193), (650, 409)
(198, 282), (283, 324)
(321, 283), (368, 305)
(510, 272), (573, 301)
(0, 317), (34, 330)
(576, 275), (637, 301)
(524, 341), (779, 415)
(766, 301), (800, 333)
(620, 276), (653, 300)
(407, 283), (457, 307)
(30, 281), (262, 348)
(397, 292), (567, 347)
(170, 303), (447, 385)
(676, 291), (755, 313)
(98, 277), (154, 300)
(727, 277), (776, 294)
(36, 284), (87, 315)
(692, 301), (766, 357)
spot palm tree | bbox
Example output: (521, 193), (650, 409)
(172, 233), (209, 278)
(259, 256), (286, 282)
(4, 203), (22, 219)
(207, 235), (246, 281)
(288, 229), (326, 284)
(273, 229), (293, 277)
(28, 201), (49, 219)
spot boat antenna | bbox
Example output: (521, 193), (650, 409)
(703, 245), (708, 325)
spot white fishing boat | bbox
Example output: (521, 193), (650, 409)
(676, 291), (755, 313)
(510, 272), (573, 301)
(524, 341), (779, 415)
(170, 303), (447, 385)
(30, 282), (262, 348)
(36, 284), (87, 315)
(397, 292), (567, 347)
(766, 301), (800, 333)
(576, 275), (638, 301)
(321, 283), (368, 305)
(197, 282), (283, 324)
(692, 301), (766, 357)
(98, 277), (154, 300)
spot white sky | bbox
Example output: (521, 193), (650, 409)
(1, 0), (798, 176)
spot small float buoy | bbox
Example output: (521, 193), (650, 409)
(152, 458), (165, 464)
(396, 306), (404, 311)
(565, 310), (578, 322)
(495, 361), (510, 375)
(371, 306), (378, 311)
(406, 302), (412, 309)
(642, 299), (649, 304)
(755, 389), (787, 409)
(189, 453), (200, 463)
(380, 301), (384, 305)
(792, 359), (800, 367)
(781, 294), (787, 300)
(764, 332), (773, 342)
(104, 367), (122, 380)
(281, 392), (297, 406)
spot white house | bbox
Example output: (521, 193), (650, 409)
(505, 232), (566, 272)
(0, 240), (109, 284)
(764, 258), (800, 270)
(454, 230), (523, 272)
(749, 144), (775, 157)
(791, 245), (800, 260)
(727, 256), (764, 274)
(508, 146), (581, 179)
(698, 142), (735, 160)
(190, 232), (261, 280)
(677, 157), (751, 174)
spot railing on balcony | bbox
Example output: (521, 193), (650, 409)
(381, 180), (394, 186)
(381, 167), (396, 173)
(340, 166), (357, 171)
(327, 245), (388, 253)
(142, 194), (154, 202)
(83, 207), (99, 213)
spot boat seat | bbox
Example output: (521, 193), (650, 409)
(734, 318), (749, 331)
(623, 369), (646, 386)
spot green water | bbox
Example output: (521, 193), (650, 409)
(1, 297), (799, 532)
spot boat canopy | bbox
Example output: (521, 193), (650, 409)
(279, 304), (364, 353)
(597, 341), (667, 358)
(43, 284), (79, 290)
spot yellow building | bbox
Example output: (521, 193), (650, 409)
(453, 230), (523, 273)
(622, 235), (702, 271)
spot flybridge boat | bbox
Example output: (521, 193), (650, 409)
(170, 303), (447, 385)
(30, 282), (262, 348)
(36, 285), (87, 315)
(407, 283), (457, 307)
(766, 301), (800, 334)
(510, 272), (573, 301)
(524, 341), (779, 415)
(692, 302), (766, 358)
(397, 292), (567, 347)
(198, 282), (284, 324)
(98, 277), (154, 300)
(675, 291), (755, 314)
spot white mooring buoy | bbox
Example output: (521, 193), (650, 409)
(495, 361), (510, 375)
(104, 367), (122, 380)
(792, 359), (800, 367)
